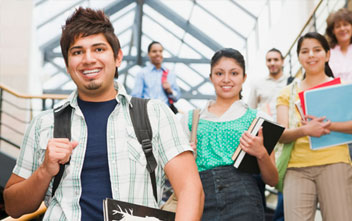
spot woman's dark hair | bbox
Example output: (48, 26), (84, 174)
(210, 48), (245, 74)
(210, 48), (246, 98)
(148, 41), (162, 53)
(296, 32), (334, 78)
(60, 7), (121, 78)
(325, 8), (352, 48)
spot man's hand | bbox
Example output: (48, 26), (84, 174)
(162, 81), (172, 94)
(4, 139), (78, 218)
(42, 138), (78, 177)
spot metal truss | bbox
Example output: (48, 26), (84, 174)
(36, 0), (261, 107)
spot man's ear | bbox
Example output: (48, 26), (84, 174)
(115, 49), (123, 67)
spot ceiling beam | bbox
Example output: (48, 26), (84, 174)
(104, 0), (134, 16)
(44, 51), (209, 64)
(135, 0), (144, 66)
(145, 0), (223, 51)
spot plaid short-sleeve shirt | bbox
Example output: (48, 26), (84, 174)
(13, 82), (192, 221)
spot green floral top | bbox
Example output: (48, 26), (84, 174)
(188, 107), (257, 172)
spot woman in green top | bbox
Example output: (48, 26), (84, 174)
(182, 48), (278, 220)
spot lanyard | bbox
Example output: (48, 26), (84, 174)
(161, 69), (174, 105)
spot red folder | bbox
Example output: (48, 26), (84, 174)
(298, 77), (341, 115)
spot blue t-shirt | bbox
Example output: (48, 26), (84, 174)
(78, 97), (117, 221)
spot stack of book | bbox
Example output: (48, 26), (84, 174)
(295, 77), (341, 119)
(303, 82), (352, 150)
(293, 78), (352, 149)
(231, 117), (284, 174)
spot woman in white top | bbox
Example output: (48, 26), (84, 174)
(325, 8), (352, 82)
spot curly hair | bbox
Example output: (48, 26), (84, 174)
(325, 8), (352, 48)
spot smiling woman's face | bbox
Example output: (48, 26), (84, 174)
(298, 38), (330, 76)
(333, 19), (352, 45)
(210, 57), (246, 102)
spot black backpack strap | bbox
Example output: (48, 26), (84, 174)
(52, 103), (72, 197)
(129, 97), (158, 202)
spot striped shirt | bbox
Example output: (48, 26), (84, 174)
(13, 82), (192, 221)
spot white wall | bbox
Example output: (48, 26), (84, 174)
(243, 0), (318, 101)
(0, 0), (33, 93)
(0, 0), (34, 157)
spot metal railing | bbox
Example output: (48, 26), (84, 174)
(0, 83), (67, 149)
(284, 0), (348, 79)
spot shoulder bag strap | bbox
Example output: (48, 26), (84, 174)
(190, 109), (200, 143)
(129, 97), (158, 202)
(52, 103), (72, 197)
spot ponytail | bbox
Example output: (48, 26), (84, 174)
(324, 62), (334, 78)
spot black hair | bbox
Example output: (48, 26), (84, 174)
(210, 48), (246, 99)
(210, 48), (245, 74)
(147, 41), (162, 53)
(267, 48), (284, 60)
(297, 32), (334, 78)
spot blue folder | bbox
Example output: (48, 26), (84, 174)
(304, 83), (352, 150)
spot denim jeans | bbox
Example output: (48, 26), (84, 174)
(273, 192), (284, 221)
(200, 165), (264, 221)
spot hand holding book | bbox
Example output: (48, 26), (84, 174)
(301, 115), (331, 137)
(239, 128), (267, 160)
(304, 83), (352, 149)
(232, 117), (284, 174)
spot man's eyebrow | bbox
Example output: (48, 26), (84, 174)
(69, 46), (82, 52)
(69, 43), (108, 51)
(92, 43), (108, 47)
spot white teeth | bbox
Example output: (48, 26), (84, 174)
(83, 69), (100, 75)
(222, 86), (232, 89)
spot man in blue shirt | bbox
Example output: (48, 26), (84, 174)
(131, 41), (181, 113)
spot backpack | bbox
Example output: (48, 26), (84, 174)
(52, 97), (158, 201)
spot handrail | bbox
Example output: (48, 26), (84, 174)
(284, 0), (324, 59)
(0, 137), (20, 149)
(0, 84), (67, 100)
(0, 83), (68, 149)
